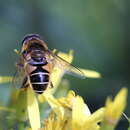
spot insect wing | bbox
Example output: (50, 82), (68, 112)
(45, 50), (86, 79)
(12, 63), (25, 88)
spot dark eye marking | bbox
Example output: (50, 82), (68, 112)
(22, 50), (27, 55)
(22, 34), (41, 45)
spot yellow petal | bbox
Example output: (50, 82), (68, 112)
(72, 96), (91, 130)
(85, 107), (105, 123)
(100, 88), (128, 130)
(57, 50), (73, 63)
(58, 90), (76, 109)
(27, 86), (41, 130)
(83, 108), (105, 130)
(50, 50), (73, 93)
(79, 69), (101, 78)
(113, 88), (127, 119)
(38, 94), (46, 103)
(0, 76), (12, 83)
(105, 88), (127, 124)
(16, 89), (28, 121)
(43, 90), (64, 120)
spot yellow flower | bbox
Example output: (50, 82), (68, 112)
(41, 88), (128, 130)
(105, 88), (127, 123)
(100, 88), (128, 130)
(22, 85), (128, 130)
(40, 90), (105, 130)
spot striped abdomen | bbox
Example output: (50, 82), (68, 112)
(30, 66), (49, 94)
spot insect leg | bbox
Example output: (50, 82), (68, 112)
(21, 76), (28, 88)
(50, 82), (54, 88)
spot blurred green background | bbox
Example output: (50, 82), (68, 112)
(0, 0), (129, 129)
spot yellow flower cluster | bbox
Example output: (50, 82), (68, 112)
(40, 90), (102, 130)
(100, 88), (127, 130)
(0, 50), (128, 130)
(36, 88), (127, 130)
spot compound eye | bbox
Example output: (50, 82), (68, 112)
(22, 50), (27, 55)
(22, 50), (28, 59)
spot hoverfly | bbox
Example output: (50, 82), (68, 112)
(15, 34), (85, 94)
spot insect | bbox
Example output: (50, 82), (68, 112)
(16, 34), (85, 94)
